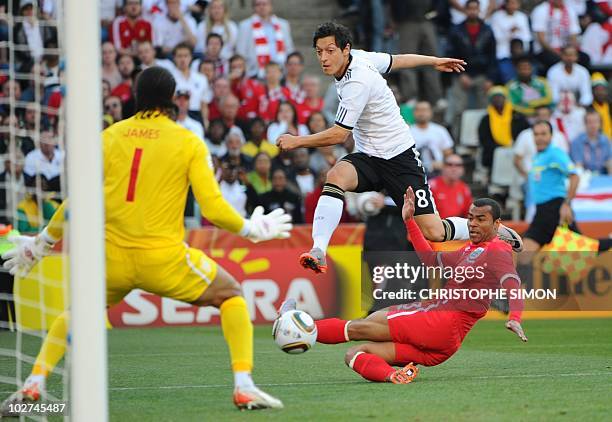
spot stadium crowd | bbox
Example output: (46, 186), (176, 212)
(0, 0), (610, 232)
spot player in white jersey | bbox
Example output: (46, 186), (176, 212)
(276, 22), (523, 273)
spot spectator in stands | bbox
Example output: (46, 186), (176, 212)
(506, 55), (553, 118)
(110, 0), (153, 57)
(246, 151), (272, 194)
(174, 90), (204, 140)
(520, 120), (580, 258)
(580, 15), (612, 66)
(552, 91), (586, 144)
(236, 0), (294, 78)
(570, 109), (611, 174)
(478, 86), (529, 168)
(290, 147), (315, 196)
(199, 33), (228, 77)
(449, 0), (496, 25)
(258, 168), (303, 223)
(208, 76), (231, 121)
(198, 59), (216, 87)
(411, 100), (454, 175)
(591, 73), (611, 138)
(102, 41), (122, 89)
(0, 80), (23, 117)
(0, 148), (25, 225)
(153, 0), (197, 57)
(531, 0), (583, 72)
(101, 0), (122, 39)
(219, 162), (248, 217)
(296, 75), (324, 125)
(23, 130), (63, 191)
(489, 0), (532, 84)
(17, 177), (60, 234)
(111, 54), (136, 103)
(308, 111), (349, 173)
(389, 0), (444, 107)
(445, 0), (497, 135)
(222, 126), (252, 170)
(283, 52), (305, 104)
(137, 40), (174, 71)
(205, 118), (228, 157)
(171, 42), (210, 124)
(267, 101), (308, 144)
(258, 61), (291, 122)
(219, 94), (245, 138)
(429, 154), (473, 218)
(229, 54), (264, 121)
(242, 117), (278, 158)
(195, 0), (238, 60)
(104, 95), (123, 122)
(13, 0), (57, 71)
(102, 79), (112, 102)
(546, 45), (593, 107)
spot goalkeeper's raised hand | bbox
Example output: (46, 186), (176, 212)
(242, 206), (292, 243)
(1, 229), (56, 276)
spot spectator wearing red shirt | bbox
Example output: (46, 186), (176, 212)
(305, 169), (352, 224)
(229, 54), (264, 121)
(110, 0), (153, 57)
(296, 75), (324, 125)
(258, 62), (291, 122)
(208, 77), (231, 121)
(429, 154), (473, 219)
(110, 54), (136, 103)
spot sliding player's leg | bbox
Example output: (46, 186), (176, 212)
(344, 342), (418, 384)
(301, 155), (377, 273)
(311, 308), (391, 345)
(141, 244), (282, 410)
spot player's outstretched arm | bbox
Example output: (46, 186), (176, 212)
(189, 143), (292, 242)
(390, 54), (466, 73)
(277, 125), (349, 151)
(501, 277), (528, 342)
(1, 200), (66, 276)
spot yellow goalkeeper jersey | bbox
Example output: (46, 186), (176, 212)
(47, 112), (245, 248)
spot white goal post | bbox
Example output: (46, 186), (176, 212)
(65, 0), (108, 420)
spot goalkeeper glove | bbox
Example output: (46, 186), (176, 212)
(241, 206), (292, 243)
(1, 228), (56, 277)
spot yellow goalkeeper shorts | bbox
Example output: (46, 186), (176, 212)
(105, 242), (218, 306)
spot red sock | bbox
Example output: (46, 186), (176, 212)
(350, 352), (395, 382)
(315, 318), (349, 344)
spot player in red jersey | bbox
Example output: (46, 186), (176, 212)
(280, 187), (528, 384)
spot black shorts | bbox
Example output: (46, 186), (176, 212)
(341, 147), (436, 216)
(524, 198), (563, 246)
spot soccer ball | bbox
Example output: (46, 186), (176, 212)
(272, 310), (317, 354)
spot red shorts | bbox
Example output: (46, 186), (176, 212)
(386, 302), (476, 367)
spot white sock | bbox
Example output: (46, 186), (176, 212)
(312, 195), (344, 253)
(446, 217), (469, 240)
(234, 371), (255, 390)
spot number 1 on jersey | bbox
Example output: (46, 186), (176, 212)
(126, 148), (143, 202)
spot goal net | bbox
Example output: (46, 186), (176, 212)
(0, 0), (107, 419)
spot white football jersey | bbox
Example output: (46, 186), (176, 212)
(334, 49), (415, 159)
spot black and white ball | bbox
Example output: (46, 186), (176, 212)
(272, 310), (317, 354)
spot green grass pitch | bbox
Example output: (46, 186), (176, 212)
(2, 319), (611, 421)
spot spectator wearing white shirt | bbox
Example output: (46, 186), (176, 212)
(137, 40), (174, 71)
(14, 0), (57, 70)
(171, 42), (210, 124)
(411, 101), (454, 175)
(142, 0), (199, 20)
(174, 90), (204, 140)
(580, 17), (612, 66)
(191, 33), (229, 78)
(219, 161), (248, 217)
(546, 45), (593, 107)
(236, 0), (295, 79)
(194, 0), (238, 60)
(100, 0), (122, 34)
(531, 0), (583, 72)
(153, 0), (197, 57)
(23, 131), (64, 190)
(449, 0), (496, 25)
(489, 0), (531, 83)
(552, 91), (586, 144)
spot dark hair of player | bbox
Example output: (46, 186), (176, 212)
(532, 119), (553, 134)
(472, 198), (501, 221)
(134, 66), (176, 118)
(312, 21), (352, 50)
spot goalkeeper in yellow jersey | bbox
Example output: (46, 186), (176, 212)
(1, 67), (292, 413)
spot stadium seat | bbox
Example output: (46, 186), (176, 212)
(459, 109), (487, 147)
(490, 147), (517, 186)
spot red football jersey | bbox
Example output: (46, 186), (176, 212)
(429, 176), (472, 219)
(232, 78), (264, 121)
(110, 16), (153, 51)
